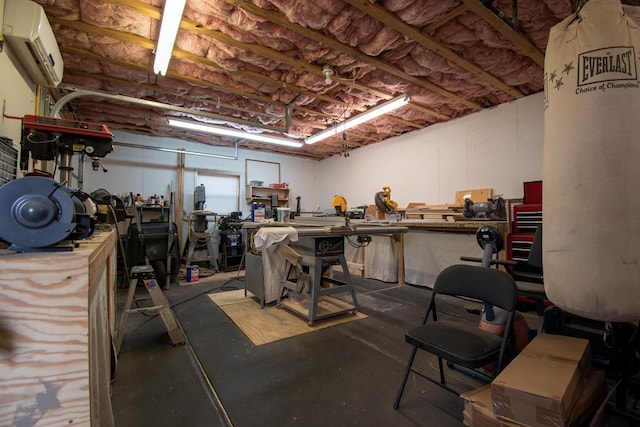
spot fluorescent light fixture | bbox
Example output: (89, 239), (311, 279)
(305, 94), (410, 145)
(168, 118), (304, 148)
(154, 0), (186, 76)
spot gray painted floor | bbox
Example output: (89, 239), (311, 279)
(110, 270), (636, 426)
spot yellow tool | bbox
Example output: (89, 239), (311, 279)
(331, 194), (347, 215)
(375, 186), (398, 214)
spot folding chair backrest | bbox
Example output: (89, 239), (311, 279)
(433, 264), (518, 312)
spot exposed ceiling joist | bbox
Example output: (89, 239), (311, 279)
(37, 0), (575, 160)
(343, 0), (523, 99)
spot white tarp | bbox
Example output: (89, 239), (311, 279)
(404, 231), (481, 288)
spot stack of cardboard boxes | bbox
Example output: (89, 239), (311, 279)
(461, 333), (607, 426)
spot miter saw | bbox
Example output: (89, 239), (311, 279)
(331, 195), (365, 219)
(374, 186), (398, 214)
(0, 176), (95, 252)
(463, 196), (506, 220)
(331, 194), (348, 215)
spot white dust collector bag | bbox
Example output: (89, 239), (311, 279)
(543, 0), (640, 322)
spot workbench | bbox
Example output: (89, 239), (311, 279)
(343, 219), (508, 287)
(243, 219), (507, 295)
(0, 230), (117, 426)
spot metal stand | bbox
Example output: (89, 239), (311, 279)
(276, 238), (358, 326)
(185, 211), (218, 270)
(185, 233), (217, 268)
(115, 265), (185, 354)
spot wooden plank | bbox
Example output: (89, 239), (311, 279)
(208, 290), (366, 346)
(405, 201), (465, 220)
(406, 202), (464, 209)
(462, 0), (545, 67)
(455, 188), (493, 204)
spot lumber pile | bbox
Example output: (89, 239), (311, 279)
(403, 202), (464, 220)
(403, 188), (493, 220)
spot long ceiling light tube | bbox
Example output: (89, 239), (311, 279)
(305, 94), (410, 145)
(113, 141), (238, 160)
(168, 118), (303, 148)
(154, 0), (187, 76)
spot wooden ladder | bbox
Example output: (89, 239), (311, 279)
(115, 265), (185, 354)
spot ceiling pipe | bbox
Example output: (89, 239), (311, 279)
(51, 85), (285, 133)
(112, 140), (238, 160)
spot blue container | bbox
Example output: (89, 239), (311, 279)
(251, 203), (266, 222)
(186, 265), (199, 282)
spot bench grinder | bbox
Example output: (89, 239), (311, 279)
(0, 176), (94, 251)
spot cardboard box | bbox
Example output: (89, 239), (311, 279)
(461, 385), (519, 427)
(491, 334), (591, 427)
(520, 333), (592, 378)
(569, 369), (607, 426)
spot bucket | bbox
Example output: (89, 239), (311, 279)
(186, 265), (199, 282)
(277, 207), (291, 223)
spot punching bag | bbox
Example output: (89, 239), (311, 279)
(543, 0), (640, 322)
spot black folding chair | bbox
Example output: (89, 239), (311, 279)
(513, 225), (547, 311)
(393, 264), (518, 409)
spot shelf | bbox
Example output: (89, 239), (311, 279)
(246, 185), (290, 207)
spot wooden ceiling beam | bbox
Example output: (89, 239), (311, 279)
(222, 0), (481, 111)
(55, 24), (372, 136)
(343, 0), (523, 99)
(423, 4), (470, 33)
(57, 45), (275, 105)
(65, 71), (329, 132)
(64, 70), (282, 120)
(407, 103), (450, 121)
(386, 116), (424, 129)
(102, 0), (394, 102)
(53, 18), (349, 111)
(461, 0), (545, 67)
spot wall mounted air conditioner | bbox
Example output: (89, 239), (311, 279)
(2, 0), (64, 88)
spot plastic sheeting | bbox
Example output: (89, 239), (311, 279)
(344, 235), (399, 283)
(404, 231), (481, 288)
(253, 227), (299, 304)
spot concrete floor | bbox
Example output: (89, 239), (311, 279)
(110, 268), (637, 427)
